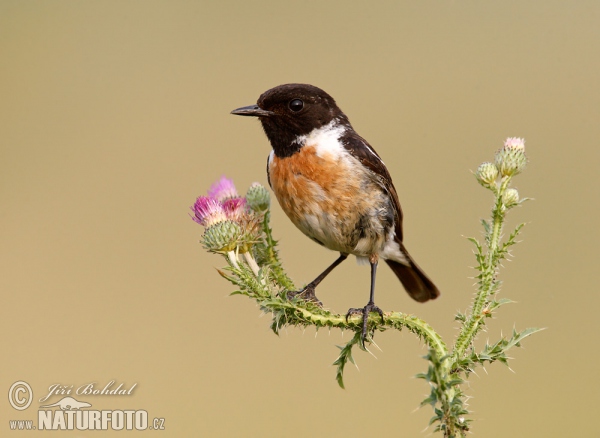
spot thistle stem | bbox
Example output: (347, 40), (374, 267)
(242, 251), (261, 277)
(261, 211), (295, 290)
(452, 176), (512, 362)
(226, 250), (239, 270)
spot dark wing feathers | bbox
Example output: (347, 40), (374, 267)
(266, 154), (272, 188)
(340, 131), (404, 242)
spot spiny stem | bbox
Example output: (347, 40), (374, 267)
(453, 176), (512, 362)
(261, 210), (295, 290)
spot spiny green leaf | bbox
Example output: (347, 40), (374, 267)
(421, 391), (438, 408)
(229, 290), (248, 296)
(333, 332), (362, 389)
(480, 218), (491, 234)
(466, 237), (483, 255)
(503, 327), (544, 350)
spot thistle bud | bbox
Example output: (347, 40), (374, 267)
(475, 162), (499, 188)
(245, 182), (270, 212)
(202, 220), (242, 252)
(495, 137), (527, 177)
(502, 188), (519, 208)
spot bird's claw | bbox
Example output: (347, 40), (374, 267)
(345, 302), (384, 345)
(285, 285), (323, 307)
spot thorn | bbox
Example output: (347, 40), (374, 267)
(216, 268), (229, 278)
(364, 343), (377, 359)
(370, 338), (383, 352)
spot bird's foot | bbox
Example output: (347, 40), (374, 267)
(285, 285), (323, 307)
(345, 302), (384, 345)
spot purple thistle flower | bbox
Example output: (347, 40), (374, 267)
(207, 176), (238, 202)
(222, 197), (247, 222)
(191, 196), (227, 227)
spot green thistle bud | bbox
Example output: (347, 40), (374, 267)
(245, 182), (270, 212)
(202, 220), (241, 252)
(502, 188), (519, 208)
(495, 137), (527, 177)
(475, 162), (499, 188)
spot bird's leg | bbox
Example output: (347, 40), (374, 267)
(286, 253), (348, 306)
(345, 254), (384, 344)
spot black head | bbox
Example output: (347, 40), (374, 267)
(231, 83), (350, 157)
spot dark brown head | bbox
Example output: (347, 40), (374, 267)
(231, 83), (350, 157)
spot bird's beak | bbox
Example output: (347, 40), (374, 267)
(230, 105), (274, 117)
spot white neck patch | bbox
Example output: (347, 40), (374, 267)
(293, 119), (347, 158)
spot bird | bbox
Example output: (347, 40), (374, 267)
(231, 83), (439, 341)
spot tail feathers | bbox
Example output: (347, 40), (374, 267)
(385, 243), (440, 303)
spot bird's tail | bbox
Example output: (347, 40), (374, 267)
(385, 242), (440, 303)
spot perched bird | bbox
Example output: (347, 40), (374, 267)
(231, 84), (439, 340)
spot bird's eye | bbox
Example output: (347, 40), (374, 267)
(289, 99), (304, 112)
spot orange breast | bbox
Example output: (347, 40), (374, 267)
(268, 145), (390, 255)
(270, 145), (352, 209)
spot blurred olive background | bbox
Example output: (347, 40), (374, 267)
(1, 1), (598, 436)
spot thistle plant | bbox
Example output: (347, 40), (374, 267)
(191, 138), (540, 437)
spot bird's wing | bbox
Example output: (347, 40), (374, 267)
(340, 131), (404, 242)
(266, 153), (272, 188)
